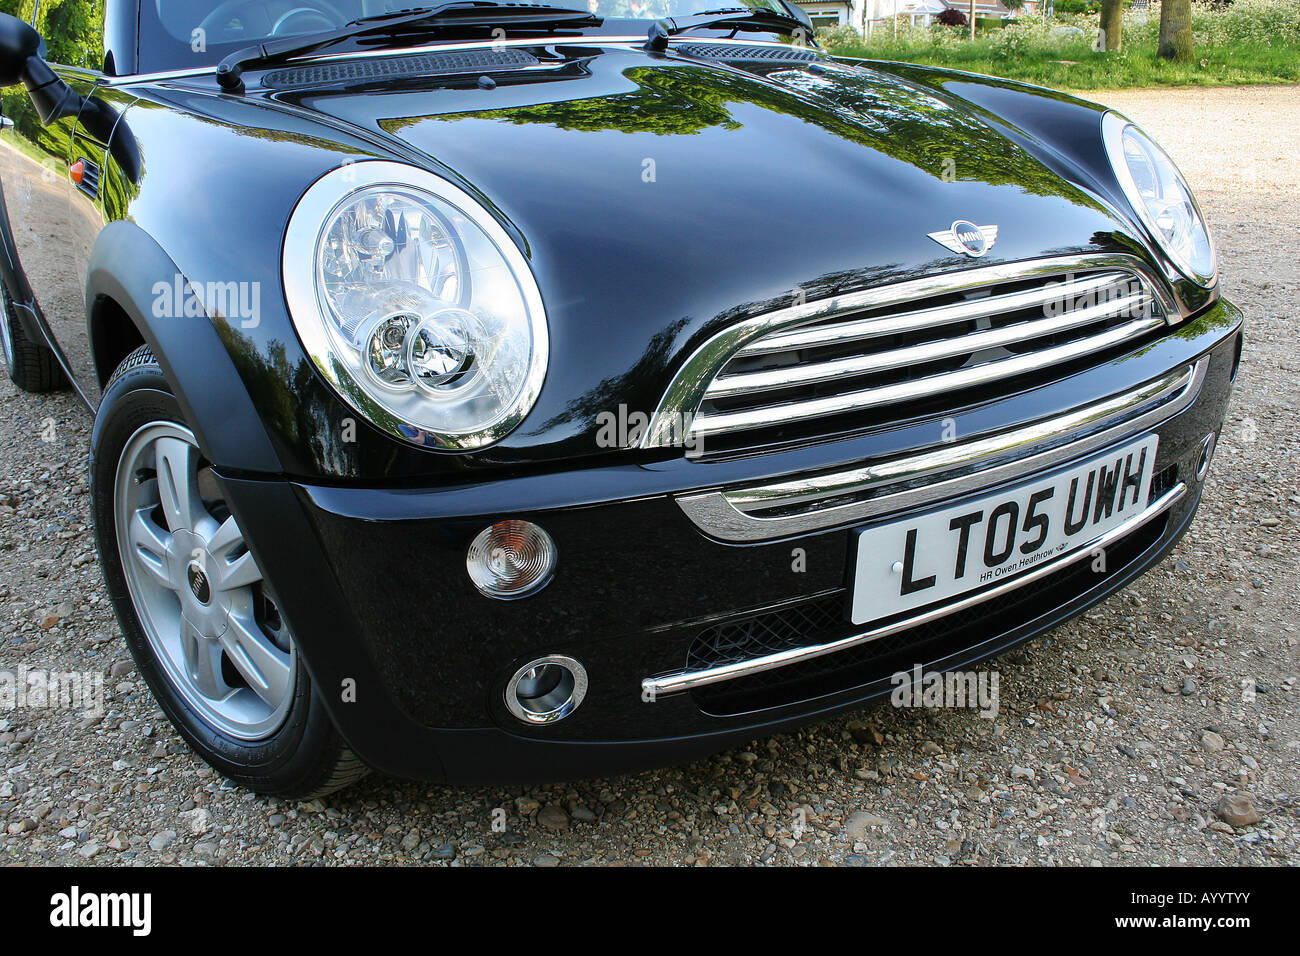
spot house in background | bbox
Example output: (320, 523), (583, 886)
(794, 0), (1040, 36)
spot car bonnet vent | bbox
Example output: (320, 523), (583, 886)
(262, 48), (540, 88)
(674, 43), (820, 64)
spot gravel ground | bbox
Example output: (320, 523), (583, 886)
(1, 86), (1297, 867)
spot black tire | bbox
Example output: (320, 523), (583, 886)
(91, 345), (367, 799)
(1, 285), (67, 392)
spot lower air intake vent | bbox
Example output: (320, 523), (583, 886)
(675, 43), (820, 64)
(262, 49), (540, 88)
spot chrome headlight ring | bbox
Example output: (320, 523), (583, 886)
(283, 161), (549, 451)
(1102, 111), (1217, 289)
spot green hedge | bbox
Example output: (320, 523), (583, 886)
(1051, 0), (1133, 12)
(0, 0), (105, 68)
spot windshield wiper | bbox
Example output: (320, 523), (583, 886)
(216, 2), (598, 92)
(643, 7), (810, 51)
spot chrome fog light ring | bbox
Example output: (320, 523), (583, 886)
(505, 655), (587, 724)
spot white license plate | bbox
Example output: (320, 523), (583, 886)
(850, 435), (1159, 625)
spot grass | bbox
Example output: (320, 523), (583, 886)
(831, 41), (1300, 90)
(819, 2), (1300, 91)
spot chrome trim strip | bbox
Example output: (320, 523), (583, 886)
(706, 290), (1154, 398)
(692, 314), (1166, 436)
(644, 480), (1187, 698)
(736, 271), (1133, 358)
(677, 360), (1203, 542)
(104, 66), (219, 85)
(642, 254), (1180, 449)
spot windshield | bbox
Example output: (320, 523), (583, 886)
(143, 0), (798, 73)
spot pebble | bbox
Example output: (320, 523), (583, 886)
(537, 805), (569, 831)
(181, 808), (212, 836)
(1215, 793), (1262, 828)
(845, 810), (888, 841)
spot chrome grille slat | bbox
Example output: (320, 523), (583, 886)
(706, 290), (1154, 399)
(693, 313), (1166, 437)
(677, 360), (1204, 542)
(641, 255), (1179, 451)
(735, 270), (1133, 357)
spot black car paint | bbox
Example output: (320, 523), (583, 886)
(7, 39), (1201, 474)
(0, 6), (1242, 783)
(216, 295), (1239, 782)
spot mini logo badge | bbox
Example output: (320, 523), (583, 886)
(186, 563), (211, 604)
(928, 220), (998, 258)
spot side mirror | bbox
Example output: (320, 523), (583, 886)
(0, 13), (79, 124)
(0, 13), (41, 87)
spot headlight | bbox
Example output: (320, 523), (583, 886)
(283, 161), (548, 449)
(1102, 111), (1216, 287)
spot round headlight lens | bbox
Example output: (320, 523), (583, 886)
(1102, 112), (1216, 286)
(283, 162), (548, 449)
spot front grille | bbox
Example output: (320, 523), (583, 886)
(690, 267), (1167, 447)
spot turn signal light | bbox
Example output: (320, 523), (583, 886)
(466, 519), (557, 599)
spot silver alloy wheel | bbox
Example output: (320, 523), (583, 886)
(0, 289), (15, 369)
(114, 421), (295, 740)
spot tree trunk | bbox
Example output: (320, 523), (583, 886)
(970, 1), (976, 41)
(1099, 0), (1123, 52)
(1158, 0), (1194, 61)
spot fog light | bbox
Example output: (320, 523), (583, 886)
(466, 519), (556, 599)
(505, 655), (587, 724)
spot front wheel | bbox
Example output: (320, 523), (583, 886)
(92, 345), (366, 798)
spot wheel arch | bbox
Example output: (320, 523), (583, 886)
(86, 220), (282, 473)
(90, 294), (145, 389)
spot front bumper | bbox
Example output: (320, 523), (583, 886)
(219, 297), (1242, 784)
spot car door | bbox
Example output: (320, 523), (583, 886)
(0, 77), (81, 381)
(0, 15), (108, 405)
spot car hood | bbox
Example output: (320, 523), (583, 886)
(259, 44), (1143, 462)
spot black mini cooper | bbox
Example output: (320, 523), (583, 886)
(0, 1), (1239, 796)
